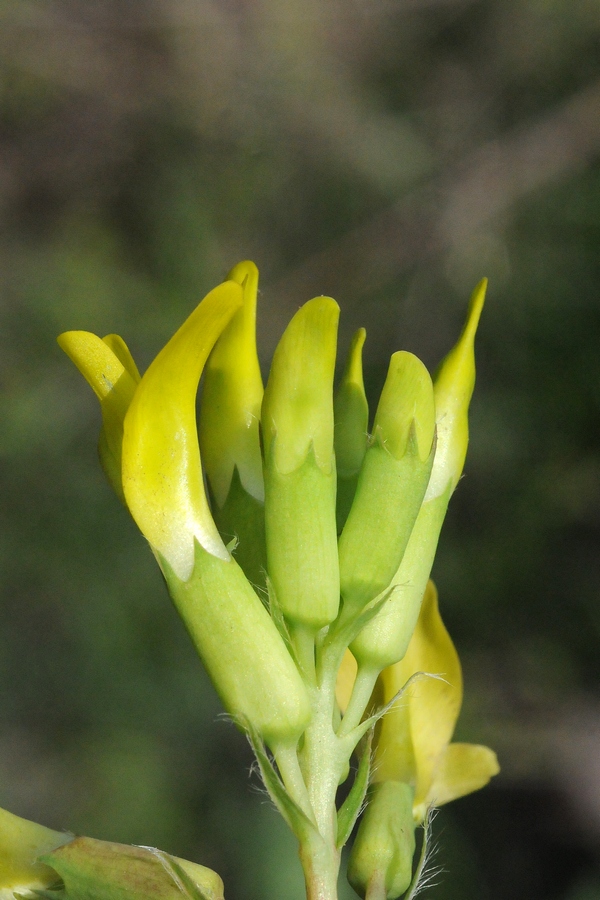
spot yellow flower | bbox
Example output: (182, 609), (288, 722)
(58, 275), (311, 750)
(373, 580), (499, 822)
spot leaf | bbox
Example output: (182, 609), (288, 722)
(336, 731), (373, 848)
(241, 717), (318, 842)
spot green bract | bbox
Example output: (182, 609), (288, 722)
(58, 263), (497, 900)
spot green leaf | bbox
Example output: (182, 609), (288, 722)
(241, 717), (318, 842)
(336, 731), (373, 848)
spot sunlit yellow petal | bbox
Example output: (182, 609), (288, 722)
(122, 280), (243, 581)
(374, 581), (462, 802)
(400, 580), (462, 808)
(57, 331), (139, 499)
(0, 806), (71, 895)
(199, 261), (264, 508)
(418, 742), (500, 819)
(335, 648), (358, 714)
(102, 333), (142, 384)
(425, 278), (486, 501)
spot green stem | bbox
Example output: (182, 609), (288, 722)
(337, 663), (379, 738)
(292, 624), (318, 687)
(274, 742), (315, 822)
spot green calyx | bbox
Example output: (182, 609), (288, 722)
(350, 487), (450, 672)
(162, 542), (311, 749)
(348, 781), (416, 900)
(264, 447), (339, 630)
(338, 352), (436, 612)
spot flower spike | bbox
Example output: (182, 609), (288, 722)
(122, 280), (243, 581)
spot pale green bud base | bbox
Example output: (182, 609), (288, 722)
(264, 450), (340, 631)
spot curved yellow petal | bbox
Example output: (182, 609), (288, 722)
(102, 333), (142, 384)
(374, 581), (462, 803)
(122, 280), (243, 581)
(417, 742), (500, 820)
(425, 278), (486, 501)
(0, 806), (71, 895)
(401, 580), (462, 807)
(57, 331), (139, 499)
(199, 261), (264, 508)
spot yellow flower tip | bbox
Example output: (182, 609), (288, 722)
(334, 327), (369, 478)
(346, 327), (367, 386)
(57, 331), (137, 405)
(372, 351), (435, 462)
(58, 331), (140, 499)
(200, 262), (264, 509)
(122, 279), (244, 582)
(425, 278), (487, 501)
(227, 259), (259, 296)
(0, 806), (71, 895)
(102, 333), (142, 384)
(262, 295), (340, 475)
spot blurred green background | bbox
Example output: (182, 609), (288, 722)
(1, 1), (600, 898)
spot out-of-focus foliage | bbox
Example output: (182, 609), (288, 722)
(0, 2), (600, 898)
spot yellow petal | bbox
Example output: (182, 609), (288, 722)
(0, 806), (71, 895)
(375, 581), (462, 803)
(416, 742), (500, 820)
(102, 333), (142, 383)
(335, 648), (358, 714)
(199, 261), (265, 508)
(57, 331), (139, 499)
(122, 280), (243, 581)
(425, 278), (486, 501)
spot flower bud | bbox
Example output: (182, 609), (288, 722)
(122, 280), (243, 582)
(351, 280), (487, 670)
(199, 261), (266, 586)
(0, 805), (71, 897)
(338, 352), (435, 613)
(262, 297), (340, 630)
(347, 782), (416, 900)
(334, 328), (369, 532)
(41, 835), (224, 900)
(57, 331), (140, 500)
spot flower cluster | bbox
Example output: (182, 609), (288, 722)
(0, 262), (498, 900)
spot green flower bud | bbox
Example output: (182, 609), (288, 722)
(41, 835), (224, 900)
(199, 261), (266, 586)
(334, 328), (369, 532)
(348, 782), (416, 900)
(0, 806), (71, 897)
(338, 352), (435, 613)
(262, 297), (340, 631)
(163, 542), (311, 750)
(351, 280), (486, 671)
